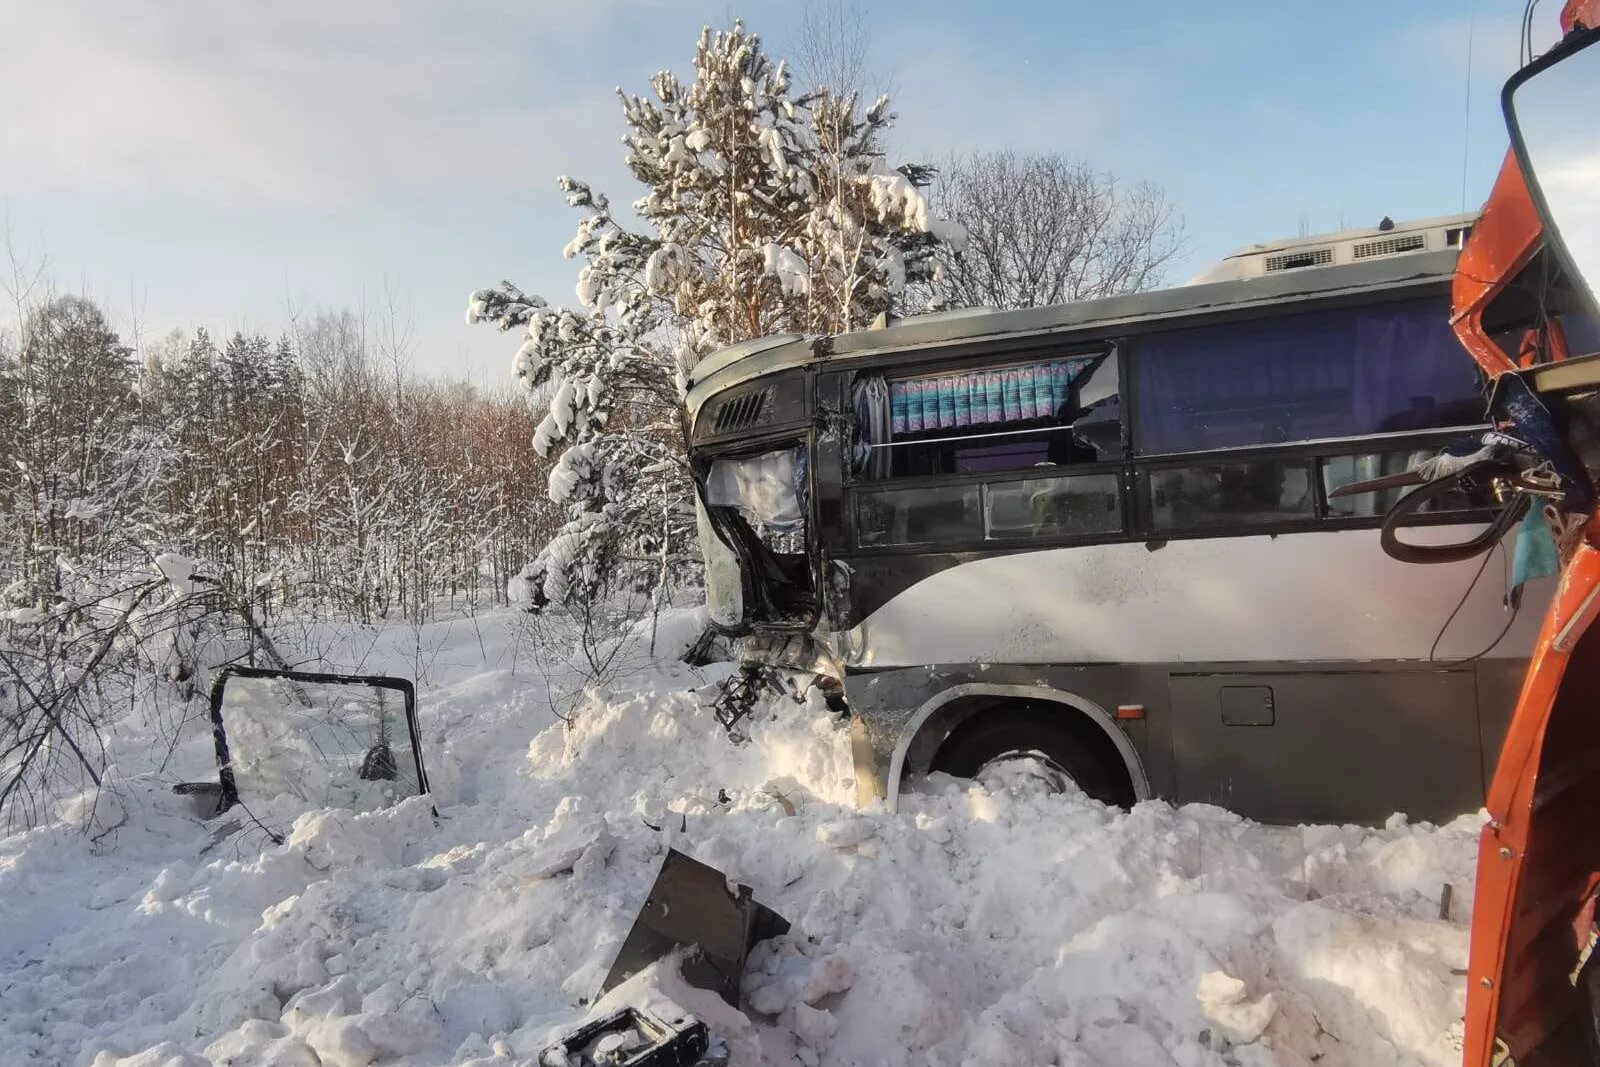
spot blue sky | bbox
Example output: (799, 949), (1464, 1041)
(0, 1), (1556, 381)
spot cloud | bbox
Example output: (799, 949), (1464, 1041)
(1384, 9), (1562, 86)
(0, 1), (639, 206)
(885, 28), (1140, 163)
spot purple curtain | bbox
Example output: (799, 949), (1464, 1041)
(1130, 297), (1483, 456)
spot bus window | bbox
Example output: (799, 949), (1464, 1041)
(1322, 449), (1491, 518)
(1131, 297), (1483, 455)
(861, 352), (1120, 480)
(857, 484), (982, 547)
(1148, 459), (1313, 532)
(984, 472), (1122, 540)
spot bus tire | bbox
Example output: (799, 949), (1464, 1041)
(928, 704), (1135, 808)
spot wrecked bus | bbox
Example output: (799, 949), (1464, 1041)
(685, 218), (1562, 826)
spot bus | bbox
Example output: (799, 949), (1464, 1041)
(683, 215), (1557, 825)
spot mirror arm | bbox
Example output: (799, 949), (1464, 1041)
(1379, 467), (1530, 564)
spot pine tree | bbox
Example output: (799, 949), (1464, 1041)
(469, 20), (959, 614)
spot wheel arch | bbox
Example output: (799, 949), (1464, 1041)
(883, 682), (1151, 813)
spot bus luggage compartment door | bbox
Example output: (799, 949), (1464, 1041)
(1168, 667), (1481, 825)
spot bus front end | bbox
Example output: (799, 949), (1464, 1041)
(684, 338), (831, 669)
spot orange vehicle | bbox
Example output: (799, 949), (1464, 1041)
(1436, 2), (1600, 1062)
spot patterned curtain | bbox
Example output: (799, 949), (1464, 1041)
(888, 358), (1097, 435)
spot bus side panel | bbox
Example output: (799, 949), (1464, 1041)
(836, 530), (1549, 671)
(847, 659), (1497, 825)
(1168, 667), (1482, 824)
(1474, 657), (1527, 796)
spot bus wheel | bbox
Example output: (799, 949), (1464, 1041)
(928, 705), (1135, 808)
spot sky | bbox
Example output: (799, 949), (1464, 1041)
(0, 0), (1560, 383)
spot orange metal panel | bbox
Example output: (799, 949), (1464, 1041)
(1463, 545), (1600, 1065)
(1450, 154), (1543, 381)
(1563, 0), (1600, 33)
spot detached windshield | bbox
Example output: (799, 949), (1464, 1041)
(220, 675), (423, 816)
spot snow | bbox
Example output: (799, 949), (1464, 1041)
(1, 608), (1484, 1066)
(538, 493), (586, 557)
(758, 127), (788, 176)
(761, 243), (810, 297)
(154, 553), (202, 596)
(866, 171), (934, 233)
(643, 244), (687, 293)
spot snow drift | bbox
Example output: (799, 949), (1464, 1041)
(0, 610), (1480, 1066)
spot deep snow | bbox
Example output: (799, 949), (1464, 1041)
(0, 609), (1483, 1066)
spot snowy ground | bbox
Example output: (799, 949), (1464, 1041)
(0, 608), (1483, 1067)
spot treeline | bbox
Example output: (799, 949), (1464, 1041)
(1, 297), (556, 629)
(0, 294), (557, 826)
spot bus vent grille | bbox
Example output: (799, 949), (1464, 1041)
(1264, 247), (1334, 272)
(711, 387), (774, 434)
(1352, 233), (1426, 260)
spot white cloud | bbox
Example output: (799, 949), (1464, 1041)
(1383, 10), (1563, 87)
(0, 1), (638, 205)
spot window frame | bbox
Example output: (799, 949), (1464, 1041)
(845, 426), (1492, 554)
(821, 283), (1500, 554)
(847, 343), (1124, 484)
(854, 462), (1131, 550)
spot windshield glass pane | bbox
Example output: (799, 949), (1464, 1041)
(220, 675), (422, 814)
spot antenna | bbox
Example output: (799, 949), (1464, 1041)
(1460, 0), (1477, 213)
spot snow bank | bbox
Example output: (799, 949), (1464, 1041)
(0, 609), (1481, 1066)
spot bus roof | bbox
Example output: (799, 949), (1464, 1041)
(685, 247), (1459, 415)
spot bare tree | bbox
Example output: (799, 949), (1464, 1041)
(793, 0), (878, 101)
(927, 151), (1187, 310)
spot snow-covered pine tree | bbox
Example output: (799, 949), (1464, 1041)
(469, 20), (960, 615)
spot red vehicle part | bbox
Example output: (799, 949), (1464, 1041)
(1459, 3), (1600, 1063)
(1463, 539), (1600, 1064)
(1451, 156), (1543, 378)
